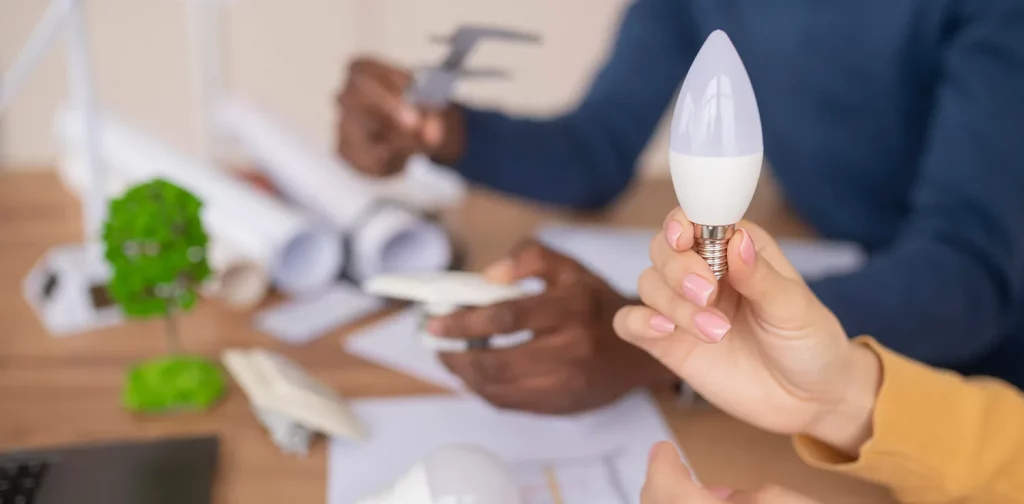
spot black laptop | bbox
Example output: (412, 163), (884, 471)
(0, 436), (218, 504)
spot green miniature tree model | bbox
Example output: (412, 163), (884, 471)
(103, 178), (225, 413)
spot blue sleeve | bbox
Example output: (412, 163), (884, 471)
(453, 0), (696, 209)
(810, 1), (1024, 368)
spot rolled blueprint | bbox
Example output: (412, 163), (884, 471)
(217, 97), (453, 283)
(217, 97), (376, 227)
(347, 205), (453, 283)
(370, 154), (468, 213)
(58, 108), (344, 295)
(58, 144), (272, 308)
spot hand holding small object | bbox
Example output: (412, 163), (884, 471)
(336, 58), (464, 176)
(425, 241), (678, 414)
(615, 209), (882, 455)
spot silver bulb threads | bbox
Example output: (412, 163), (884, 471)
(694, 224), (735, 279)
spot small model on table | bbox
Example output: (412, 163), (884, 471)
(103, 178), (225, 413)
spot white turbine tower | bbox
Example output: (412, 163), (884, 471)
(1, 0), (105, 236)
(2, 0), (123, 335)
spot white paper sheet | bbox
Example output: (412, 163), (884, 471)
(329, 391), (683, 504)
(59, 108), (345, 295)
(343, 308), (465, 391)
(535, 223), (867, 296)
(256, 283), (386, 345)
(217, 98), (453, 282)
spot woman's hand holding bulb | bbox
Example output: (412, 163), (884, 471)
(614, 208), (882, 454)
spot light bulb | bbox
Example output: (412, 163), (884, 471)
(357, 445), (522, 504)
(669, 30), (763, 278)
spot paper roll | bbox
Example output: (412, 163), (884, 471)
(217, 98), (454, 282)
(58, 108), (345, 295)
(347, 205), (453, 283)
(372, 154), (468, 213)
(58, 148), (272, 308)
(216, 98), (376, 228)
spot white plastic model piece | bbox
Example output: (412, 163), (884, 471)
(408, 25), (542, 108)
(669, 30), (763, 278)
(222, 348), (365, 455)
(356, 445), (522, 504)
(365, 272), (528, 310)
(363, 272), (536, 352)
(252, 406), (316, 456)
(22, 242), (123, 336)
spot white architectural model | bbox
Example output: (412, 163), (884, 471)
(222, 348), (365, 455)
(22, 243), (123, 335)
(364, 272), (536, 352)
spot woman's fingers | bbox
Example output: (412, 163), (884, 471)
(726, 485), (823, 504)
(641, 442), (721, 504)
(637, 268), (732, 343)
(649, 236), (721, 307)
(661, 207), (696, 252)
(613, 304), (702, 371)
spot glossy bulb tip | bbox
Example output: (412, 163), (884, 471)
(669, 29), (763, 158)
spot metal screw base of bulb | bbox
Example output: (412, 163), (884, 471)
(694, 224), (735, 279)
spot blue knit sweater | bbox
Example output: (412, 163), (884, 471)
(453, 0), (1024, 384)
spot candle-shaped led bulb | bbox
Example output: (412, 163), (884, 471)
(669, 30), (763, 278)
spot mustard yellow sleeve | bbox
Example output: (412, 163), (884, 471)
(793, 337), (1024, 503)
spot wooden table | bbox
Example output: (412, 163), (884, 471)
(0, 172), (895, 503)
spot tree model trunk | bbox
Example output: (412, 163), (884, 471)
(165, 305), (181, 354)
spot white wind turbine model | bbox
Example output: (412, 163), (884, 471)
(2, 0), (124, 335)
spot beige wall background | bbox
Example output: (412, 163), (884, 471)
(1, 0), (669, 173)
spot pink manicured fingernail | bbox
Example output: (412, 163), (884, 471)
(682, 274), (714, 307)
(707, 486), (734, 499)
(694, 312), (731, 342)
(648, 314), (676, 335)
(740, 229), (756, 266)
(665, 220), (684, 250)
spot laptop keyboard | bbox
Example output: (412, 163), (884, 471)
(0, 461), (49, 504)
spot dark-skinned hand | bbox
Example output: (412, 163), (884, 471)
(335, 57), (466, 176)
(426, 241), (679, 414)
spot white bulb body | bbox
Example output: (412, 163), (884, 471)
(668, 30), (763, 227)
(669, 152), (762, 226)
(357, 445), (522, 504)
